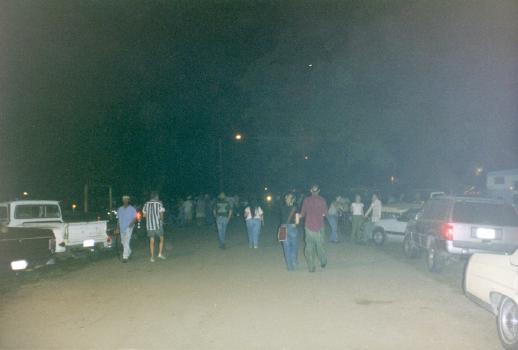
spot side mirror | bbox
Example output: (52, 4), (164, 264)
(511, 249), (518, 267)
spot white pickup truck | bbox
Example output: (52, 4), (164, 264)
(0, 200), (110, 253)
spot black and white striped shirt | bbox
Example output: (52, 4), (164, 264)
(143, 200), (164, 231)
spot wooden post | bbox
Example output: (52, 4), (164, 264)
(84, 183), (88, 213)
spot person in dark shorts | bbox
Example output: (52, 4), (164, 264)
(143, 191), (166, 262)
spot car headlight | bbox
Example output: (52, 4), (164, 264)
(11, 260), (28, 271)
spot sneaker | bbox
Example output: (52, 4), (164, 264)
(150, 257), (155, 263)
(122, 258), (128, 263)
(158, 254), (166, 260)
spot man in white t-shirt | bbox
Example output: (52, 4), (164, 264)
(364, 194), (382, 242)
(350, 195), (364, 243)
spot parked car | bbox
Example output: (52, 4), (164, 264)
(464, 249), (518, 349)
(0, 225), (55, 271)
(371, 204), (422, 245)
(0, 200), (111, 253)
(403, 196), (518, 272)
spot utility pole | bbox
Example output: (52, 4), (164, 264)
(84, 183), (88, 213)
(218, 138), (223, 193)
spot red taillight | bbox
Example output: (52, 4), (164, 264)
(441, 223), (454, 241)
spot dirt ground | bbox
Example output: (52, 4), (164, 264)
(0, 219), (502, 350)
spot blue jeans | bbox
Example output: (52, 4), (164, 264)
(282, 224), (299, 271)
(327, 215), (339, 242)
(216, 216), (229, 245)
(246, 218), (262, 248)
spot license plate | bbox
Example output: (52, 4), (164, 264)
(476, 228), (496, 240)
(83, 239), (95, 248)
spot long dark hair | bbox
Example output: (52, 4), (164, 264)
(249, 198), (258, 218)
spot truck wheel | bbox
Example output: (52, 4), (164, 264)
(427, 240), (446, 273)
(403, 233), (419, 259)
(372, 228), (386, 246)
(498, 297), (518, 350)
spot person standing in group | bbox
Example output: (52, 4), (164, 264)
(195, 195), (206, 226)
(183, 196), (194, 225)
(327, 196), (343, 243)
(244, 198), (264, 249)
(213, 192), (232, 249)
(364, 193), (382, 241)
(280, 192), (299, 271)
(350, 195), (365, 243)
(143, 191), (166, 262)
(116, 195), (137, 263)
(299, 185), (328, 273)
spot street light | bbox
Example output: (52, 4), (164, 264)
(234, 133), (243, 141)
(72, 203), (77, 212)
(304, 155), (309, 160)
(22, 191), (29, 197)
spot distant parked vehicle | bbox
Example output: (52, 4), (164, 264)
(0, 225), (55, 271)
(464, 249), (518, 349)
(0, 200), (111, 253)
(403, 196), (518, 272)
(371, 204), (421, 246)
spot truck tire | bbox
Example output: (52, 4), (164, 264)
(372, 227), (386, 246)
(403, 233), (419, 259)
(497, 297), (518, 350)
(427, 240), (446, 273)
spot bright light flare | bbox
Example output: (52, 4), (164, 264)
(11, 260), (28, 271)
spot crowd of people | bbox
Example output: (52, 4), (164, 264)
(115, 186), (383, 272)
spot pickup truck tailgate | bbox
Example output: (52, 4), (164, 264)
(65, 221), (108, 247)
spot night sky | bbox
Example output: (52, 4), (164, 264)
(1, 1), (517, 204)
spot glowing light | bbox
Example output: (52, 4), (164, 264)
(266, 195), (273, 202)
(72, 203), (77, 210)
(264, 187), (268, 191)
(304, 155), (309, 160)
(11, 260), (28, 271)
(22, 191), (28, 197)
(234, 133), (242, 141)
(308, 64), (313, 67)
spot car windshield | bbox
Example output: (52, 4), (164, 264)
(14, 204), (61, 220)
(452, 202), (518, 227)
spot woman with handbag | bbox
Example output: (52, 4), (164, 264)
(279, 193), (299, 271)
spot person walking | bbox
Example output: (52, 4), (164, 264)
(280, 192), (299, 271)
(213, 192), (232, 249)
(183, 196), (194, 225)
(351, 195), (365, 243)
(116, 195), (137, 263)
(364, 193), (382, 241)
(195, 195), (206, 226)
(300, 185), (328, 273)
(327, 196), (343, 243)
(244, 198), (264, 249)
(143, 191), (166, 262)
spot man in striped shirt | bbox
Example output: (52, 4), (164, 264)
(143, 191), (166, 262)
